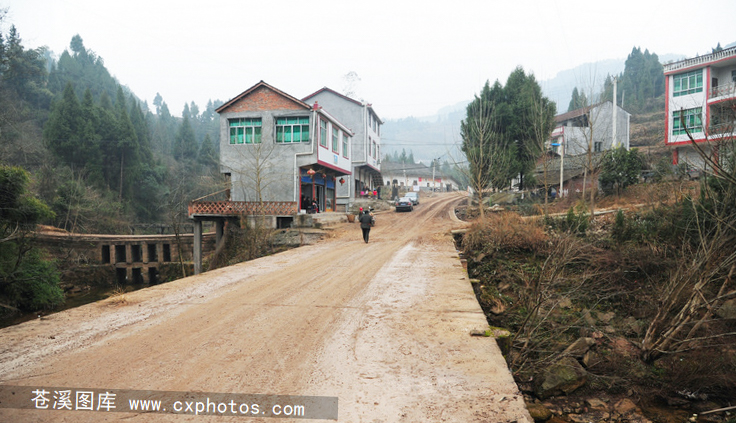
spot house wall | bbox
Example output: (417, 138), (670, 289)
(711, 66), (736, 87)
(561, 102), (629, 156)
(313, 113), (352, 174)
(675, 144), (712, 170)
(666, 68), (708, 145)
(304, 91), (382, 205)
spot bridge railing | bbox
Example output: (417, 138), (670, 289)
(188, 201), (298, 217)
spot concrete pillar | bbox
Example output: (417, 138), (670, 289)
(216, 219), (225, 246)
(193, 219), (202, 275)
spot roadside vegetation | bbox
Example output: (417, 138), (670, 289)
(456, 45), (736, 421)
(459, 166), (736, 419)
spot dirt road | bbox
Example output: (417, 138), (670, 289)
(0, 193), (531, 422)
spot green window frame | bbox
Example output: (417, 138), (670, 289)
(276, 117), (310, 143)
(229, 118), (262, 144)
(673, 70), (703, 97)
(319, 119), (328, 147)
(672, 108), (703, 135)
(332, 127), (339, 152)
(342, 132), (349, 158)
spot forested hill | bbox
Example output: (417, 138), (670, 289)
(1, 27), (225, 233)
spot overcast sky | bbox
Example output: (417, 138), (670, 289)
(3, 0), (735, 120)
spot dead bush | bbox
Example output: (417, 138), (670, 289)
(461, 212), (547, 255)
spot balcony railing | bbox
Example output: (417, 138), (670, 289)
(664, 46), (736, 73)
(188, 201), (298, 218)
(709, 122), (736, 136)
(710, 82), (736, 100)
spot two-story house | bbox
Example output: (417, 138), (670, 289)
(302, 87), (382, 208)
(664, 46), (736, 168)
(216, 81), (353, 214)
(547, 101), (631, 157)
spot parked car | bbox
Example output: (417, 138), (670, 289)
(405, 191), (419, 205)
(395, 197), (414, 212)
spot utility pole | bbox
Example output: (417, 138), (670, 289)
(612, 76), (618, 149)
(559, 141), (564, 198)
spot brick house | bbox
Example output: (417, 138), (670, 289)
(664, 46), (736, 168)
(302, 87), (382, 209)
(216, 81), (353, 214)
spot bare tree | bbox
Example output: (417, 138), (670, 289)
(528, 91), (556, 216)
(641, 106), (736, 362)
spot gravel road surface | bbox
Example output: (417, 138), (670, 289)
(0, 192), (531, 422)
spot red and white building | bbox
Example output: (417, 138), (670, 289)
(665, 46), (736, 167)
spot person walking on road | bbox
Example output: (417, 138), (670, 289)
(358, 207), (374, 243)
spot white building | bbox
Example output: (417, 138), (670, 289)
(302, 88), (382, 209)
(664, 46), (736, 168)
(547, 101), (631, 157)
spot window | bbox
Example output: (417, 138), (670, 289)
(229, 118), (262, 144)
(672, 108), (703, 135)
(320, 119), (328, 147)
(342, 132), (349, 158)
(732, 69), (736, 83)
(276, 117), (309, 143)
(332, 127), (338, 152)
(594, 142), (602, 152)
(673, 70), (703, 97)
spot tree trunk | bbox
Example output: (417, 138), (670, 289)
(119, 151), (124, 202)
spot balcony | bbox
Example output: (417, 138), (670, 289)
(710, 82), (736, 102)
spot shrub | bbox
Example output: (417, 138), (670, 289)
(462, 213), (547, 255)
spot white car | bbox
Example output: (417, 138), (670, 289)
(404, 191), (419, 205)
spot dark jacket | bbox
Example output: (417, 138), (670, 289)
(358, 212), (374, 229)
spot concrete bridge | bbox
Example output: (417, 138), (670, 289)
(33, 230), (217, 285)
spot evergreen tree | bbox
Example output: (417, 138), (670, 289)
(153, 92), (163, 114)
(620, 46), (664, 112)
(1, 25), (52, 110)
(503, 67), (555, 189)
(600, 75), (614, 104)
(197, 133), (218, 169)
(599, 147), (643, 196)
(151, 101), (176, 155)
(44, 82), (87, 167)
(173, 115), (197, 161)
(79, 88), (103, 182)
(567, 87), (588, 112)
(129, 97), (153, 166)
(113, 86), (139, 200)
(48, 34), (117, 102)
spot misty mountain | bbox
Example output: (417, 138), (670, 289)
(381, 52), (687, 164)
